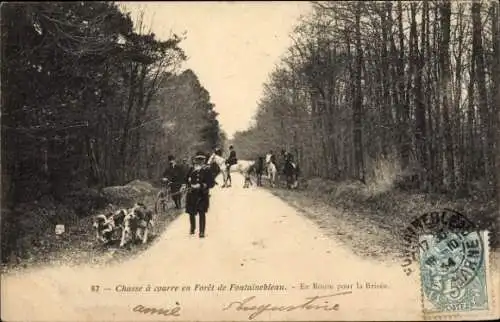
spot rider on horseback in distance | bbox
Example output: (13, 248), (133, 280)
(225, 145), (238, 187)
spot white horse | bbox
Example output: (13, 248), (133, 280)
(267, 161), (277, 187)
(238, 160), (256, 188)
(265, 153), (277, 187)
(207, 153), (228, 186)
(207, 153), (255, 188)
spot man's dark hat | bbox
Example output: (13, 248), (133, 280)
(168, 155), (175, 161)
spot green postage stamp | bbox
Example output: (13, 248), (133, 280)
(419, 230), (494, 319)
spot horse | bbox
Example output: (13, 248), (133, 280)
(240, 160), (256, 188)
(283, 159), (299, 189)
(208, 162), (221, 186)
(207, 153), (228, 186)
(207, 153), (256, 188)
(267, 161), (277, 188)
(264, 153), (278, 187)
(253, 156), (265, 186)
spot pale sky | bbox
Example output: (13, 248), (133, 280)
(121, 2), (312, 139)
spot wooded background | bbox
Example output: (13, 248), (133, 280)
(232, 0), (499, 198)
(1, 2), (225, 205)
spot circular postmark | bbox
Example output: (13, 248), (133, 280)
(399, 208), (478, 276)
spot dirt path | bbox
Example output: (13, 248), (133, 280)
(1, 173), (476, 321)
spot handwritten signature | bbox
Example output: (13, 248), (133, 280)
(132, 303), (181, 317)
(222, 291), (352, 320)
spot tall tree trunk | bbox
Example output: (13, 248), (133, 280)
(381, 4), (393, 157)
(491, 2), (500, 199)
(397, 1), (410, 169)
(425, 3), (435, 192)
(440, 1), (455, 190)
(454, 4), (465, 190)
(414, 2), (427, 189)
(388, 2), (401, 160)
(472, 2), (492, 182)
(432, 4), (444, 189)
(353, 3), (365, 183)
(466, 46), (477, 186)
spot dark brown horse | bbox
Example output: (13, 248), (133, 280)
(254, 156), (265, 186)
(283, 157), (299, 189)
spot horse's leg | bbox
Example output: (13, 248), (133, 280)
(221, 168), (227, 187)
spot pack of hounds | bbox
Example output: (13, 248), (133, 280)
(92, 202), (155, 248)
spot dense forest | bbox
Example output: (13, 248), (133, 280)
(233, 0), (499, 198)
(1, 2), (224, 206)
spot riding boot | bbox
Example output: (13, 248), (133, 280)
(199, 212), (206, 238)
(189, 213), (196, 235)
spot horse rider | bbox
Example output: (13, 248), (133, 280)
(225, 145), (238, 187)
(281, 149), (290, 161)
(162, 155), (185, 209)
(282, 151), (299, 188)
(278, 149), (287, 174)
(185, 151), (215, 238)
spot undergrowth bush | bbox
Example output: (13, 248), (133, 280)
(301, 173), (498, 249)
(1, 180), (157, 264)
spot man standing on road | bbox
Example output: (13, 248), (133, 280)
(225, 145), (237, 187)
(162, 155), (184, 209)
(185, 151), (215, 238)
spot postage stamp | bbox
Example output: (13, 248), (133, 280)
(419, 229), (492, 319)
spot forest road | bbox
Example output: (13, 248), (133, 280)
(2, 173), (424, 321)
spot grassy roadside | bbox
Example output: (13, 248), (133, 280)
(268, 177), (498, 264)
(1, 181), (183, 274)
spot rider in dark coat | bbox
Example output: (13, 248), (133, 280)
(282, 152), (299, 188)
(279, 149), (289, 175)
(185, 151), (215, 238)
(162, 155), (184, 209)
(270, 153), (277, 165)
